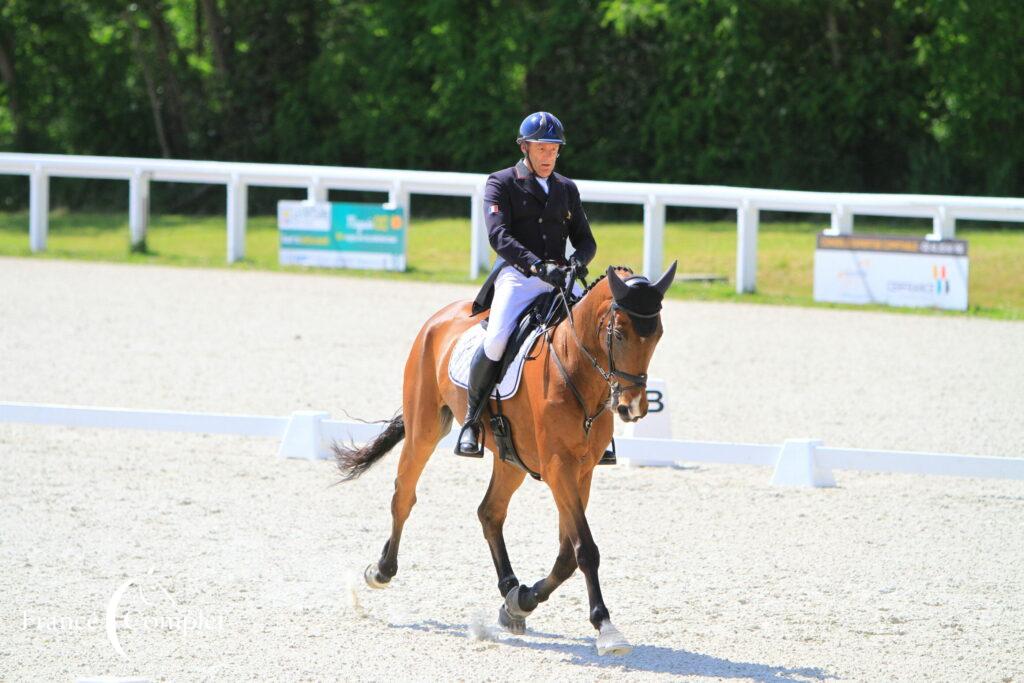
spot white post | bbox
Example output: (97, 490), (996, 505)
(277, 411), (332, 460)
(827, 205), (853, 235)
(29, 167), (49, 253)
(307, 178), (327, 203)
(930, 206), (956, 241)
(771, 439), (835, 488)
(470, 186), (490, 279)
(642, 195), (665, 279)
(736, 200), (759, 293)
(226, 175), (247, 263)
(387, 181), (409, 213)
(129, 170), (151, 250)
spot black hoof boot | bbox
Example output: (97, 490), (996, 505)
(454, 345), (500, 458)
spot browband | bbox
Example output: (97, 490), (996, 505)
(611, 301), (661, 319)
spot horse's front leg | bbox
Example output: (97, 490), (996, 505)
(499, 522), (575, 635)
(545, 461), (632, 655)
(513, 469), (593, 612)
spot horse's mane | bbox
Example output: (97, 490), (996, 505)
(579, 265), (634, 299)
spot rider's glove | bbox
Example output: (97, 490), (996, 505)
(569, 255), (588, 280)
(535, 262), (568, 288)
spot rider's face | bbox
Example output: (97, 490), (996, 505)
(521, 142), (559, 178)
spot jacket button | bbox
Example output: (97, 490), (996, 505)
(538, 218), (543, 223)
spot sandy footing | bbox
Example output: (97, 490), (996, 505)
(1, 258), (1021, 681)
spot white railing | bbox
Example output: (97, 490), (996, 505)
(2, 152), (1023, 292)
(3, 401), (1022, 487)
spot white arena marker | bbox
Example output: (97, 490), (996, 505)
(277, 411), (331, 460)
(771, 439), (835, 488)
(77, 678), (152, 683)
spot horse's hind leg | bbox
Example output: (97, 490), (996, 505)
(366, 404), (453, 588)
(477, 463), (527, 630)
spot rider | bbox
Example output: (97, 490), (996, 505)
(455, 111), (597, 457)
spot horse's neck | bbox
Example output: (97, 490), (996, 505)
(550, 290), (611, 404)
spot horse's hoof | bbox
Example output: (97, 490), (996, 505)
(596, 620), (632, 656)
(498, 604), (526, 635)
(364, 563), (390, 589)
(498, 585), (529, 635)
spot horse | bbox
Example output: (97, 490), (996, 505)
(333, 261), (677, 656)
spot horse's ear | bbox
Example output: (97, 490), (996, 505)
(652, 260), (678, 296)
(606, 266), (630, 301)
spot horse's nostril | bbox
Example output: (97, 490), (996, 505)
(617, 405), (631, 419)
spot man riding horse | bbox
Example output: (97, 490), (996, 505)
(456, 111), (597, 456)
(333, 112), (677, 656)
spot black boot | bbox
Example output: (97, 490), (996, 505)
(455, 345), (501, 457)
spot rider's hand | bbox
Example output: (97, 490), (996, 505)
(536, 262), (568, 288)
(569, 255), (588, 280)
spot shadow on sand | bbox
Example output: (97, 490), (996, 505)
(388, 619), (836, 681)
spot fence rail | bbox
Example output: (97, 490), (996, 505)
(3, 401), (1022, 487)
(2, 152), (1023, 291)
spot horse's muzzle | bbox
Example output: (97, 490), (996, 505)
(616, 395), (646, 422)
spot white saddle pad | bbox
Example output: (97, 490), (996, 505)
(448, 323), (544, 399)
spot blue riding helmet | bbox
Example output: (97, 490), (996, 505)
(516, 111), (566, 145)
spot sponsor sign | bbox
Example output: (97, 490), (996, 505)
(277, 201), (406, 271)
(813, 233), (968, 311)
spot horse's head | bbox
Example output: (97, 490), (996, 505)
(601, 261), (677, 422)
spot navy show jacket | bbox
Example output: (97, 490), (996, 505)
(483, 159), (597, 275)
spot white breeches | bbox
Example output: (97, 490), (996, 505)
(482, 267), (584, 361)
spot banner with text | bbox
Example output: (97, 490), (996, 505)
(813, 233), (968, 311)
(277, 201), (406, 271)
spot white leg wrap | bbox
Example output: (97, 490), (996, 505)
(596, 619), (632, 656)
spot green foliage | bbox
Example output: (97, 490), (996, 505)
(0, 0), (1020, 210)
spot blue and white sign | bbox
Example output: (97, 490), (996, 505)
(277, 201), (406, 271)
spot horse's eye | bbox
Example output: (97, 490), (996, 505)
(613, 328), (625, 341)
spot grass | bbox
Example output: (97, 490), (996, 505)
(1, 209), (1021, 320)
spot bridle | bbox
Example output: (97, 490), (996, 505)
(546, 269), (657, 434)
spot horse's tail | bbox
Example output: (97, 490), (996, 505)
(333, 413), (405, 482)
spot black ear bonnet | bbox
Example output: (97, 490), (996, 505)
(605, 261), (678, 337)
(613, 277), (662, 336)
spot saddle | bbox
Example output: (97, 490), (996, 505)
(481, 288), (565, 379)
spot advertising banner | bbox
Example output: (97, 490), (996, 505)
(277, 201), (406, 271)
(813, 233), (968, 311)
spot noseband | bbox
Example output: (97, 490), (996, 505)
(548, 289), (655, 434)
(603, 302), (654, 397)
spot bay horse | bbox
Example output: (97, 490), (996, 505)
(334, 261), (677, 656)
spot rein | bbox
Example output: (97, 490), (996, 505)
(546, 274), (651, 435)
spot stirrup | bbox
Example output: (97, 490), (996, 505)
(454, 421), (484, 458)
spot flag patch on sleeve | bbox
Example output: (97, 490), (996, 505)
(489, 204), (500, 214)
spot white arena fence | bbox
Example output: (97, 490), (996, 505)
(3, 401), (1022, 488)
(1, 152), (1023, 292)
